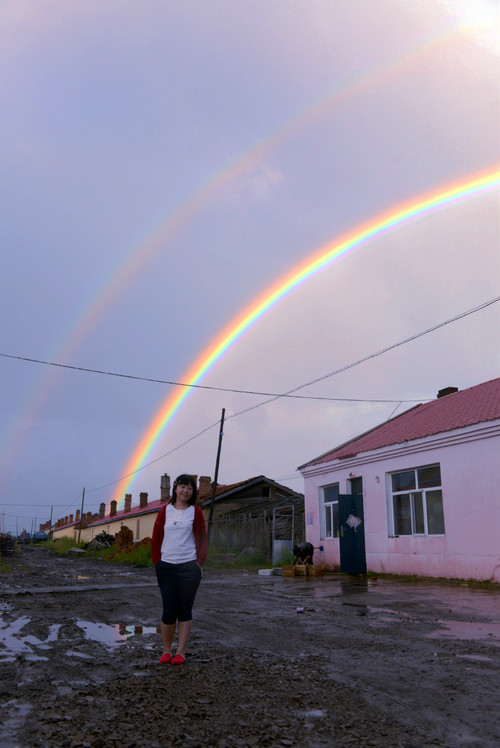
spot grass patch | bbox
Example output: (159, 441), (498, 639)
(39, 538), (87, 554)
(98, 540), (153, 567)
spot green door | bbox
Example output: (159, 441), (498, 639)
(338, 494), (367, 574)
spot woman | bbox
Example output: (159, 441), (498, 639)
(151, 474), (208, 664)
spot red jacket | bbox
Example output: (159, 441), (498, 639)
(151, 503), (208, 567)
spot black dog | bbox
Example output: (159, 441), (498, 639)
(293, 542), (314, 565)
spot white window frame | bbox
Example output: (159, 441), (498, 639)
(389, 464), (445, 537)
(320, 483), (339, 539)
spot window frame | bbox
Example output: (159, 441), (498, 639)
(320, 483), (339, 540)
(389, 464), (445, 537)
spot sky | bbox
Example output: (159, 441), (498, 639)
(1, 0), (499, 534)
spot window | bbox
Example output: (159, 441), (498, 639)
(321, 484), (339, 539)
(390, 465), (445, 536)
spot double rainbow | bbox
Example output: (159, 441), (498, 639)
(111, 165), (500, 508)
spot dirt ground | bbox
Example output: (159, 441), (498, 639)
(1, 546), (499, 748)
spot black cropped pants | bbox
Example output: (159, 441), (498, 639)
(155, 559), (202, 624)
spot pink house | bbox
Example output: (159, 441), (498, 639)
(298, 378), (500, 582)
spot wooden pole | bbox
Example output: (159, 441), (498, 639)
(207, 408), (225, 546)
(77, 487), (85, 544)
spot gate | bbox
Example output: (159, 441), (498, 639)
(338, 494), (367, 574)
(272, 506), (295, 565)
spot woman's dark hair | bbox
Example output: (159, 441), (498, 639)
(171, 474), (197, 506)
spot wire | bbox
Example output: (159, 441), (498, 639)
(2, 295), (496, 515)
(223, 295), (500, 420)
(0, 351), (424, 404)
(87, 295), (498, 494)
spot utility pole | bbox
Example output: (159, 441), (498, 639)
(49, 506), (53, 540)
(77, 487), (85, 544)
(207, 408), (225, 546)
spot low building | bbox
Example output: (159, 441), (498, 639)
(48, 474), (305, 563)
(197, 475), (304, 521)
(298, 378), (500, 582)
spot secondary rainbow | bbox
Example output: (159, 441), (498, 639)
(111, 165), (500, 508)
(0, 24), (474, 496)
(0, 25), (465, 477)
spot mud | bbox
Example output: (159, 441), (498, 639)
(1, 546), (499, 748)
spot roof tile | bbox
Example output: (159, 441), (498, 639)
(301, 378), (500, 468)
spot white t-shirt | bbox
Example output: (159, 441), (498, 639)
(160, 504), (197, 564)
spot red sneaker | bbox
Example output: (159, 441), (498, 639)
(171, 654), (186, 665)
(159, 653), (172, 664)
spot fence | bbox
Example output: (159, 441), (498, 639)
(207, 510), (305, 561)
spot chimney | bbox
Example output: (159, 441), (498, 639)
(75, 510), (80, 523)
(64, 516), (68, 525)
(161, 474), (171, 502)
(140, 492), (148, 509)
(124, 494), (132, 513)
(99, 503), (105, 519)
(69, 514), (73, 524)
(437, 386), (459, 399)
(110, 500), (117, 517)
(198, 476), (212, 500)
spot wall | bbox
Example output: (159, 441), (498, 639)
(301, 423), (500, 582)
(50, 511), (160, 544)
(80, 511), (158, 543)
(51, 525), (77, 541)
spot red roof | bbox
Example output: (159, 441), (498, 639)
(300, 378), (500, 468)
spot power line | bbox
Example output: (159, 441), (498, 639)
(223, 295), (500, 420)
(0, 351), (424, 404)
(4, 295), (496, 414)
(87, 295), (498, 494)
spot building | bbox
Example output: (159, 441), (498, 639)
(197, 475), (304, 521)
(198, 475), (305, 562)
(298, 378), (500, 582)
(48, 474), (185, 543)
(48, 474), (305, 563)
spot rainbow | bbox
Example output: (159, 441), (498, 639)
(111, 165), (500, 508)
(0, 24), (465, 479)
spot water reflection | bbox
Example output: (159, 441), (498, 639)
(0, 612), (158, 661)
(426, 619), (500, 645)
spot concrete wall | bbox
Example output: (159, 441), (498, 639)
(79, 511), (158, 543)
(301, 422), (500, 582)
(50, 512), (159, 543)
(51, 525), (78, 541)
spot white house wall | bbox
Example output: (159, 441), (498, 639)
(301, 422), (500, 582)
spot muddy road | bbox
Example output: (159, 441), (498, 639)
(1, 546), (499, 747)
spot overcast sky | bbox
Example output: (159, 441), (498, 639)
(1, 1), (499, 534)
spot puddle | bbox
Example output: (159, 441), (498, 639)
(0, 616), (62, 662)
(456, 653), (493, 662)
(0, 613), (158, 660)
(426, 620), (500, 645)
(65, 649), (93, 659)
(302, 709), (327, 718)
(75, 621), (158, 648)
